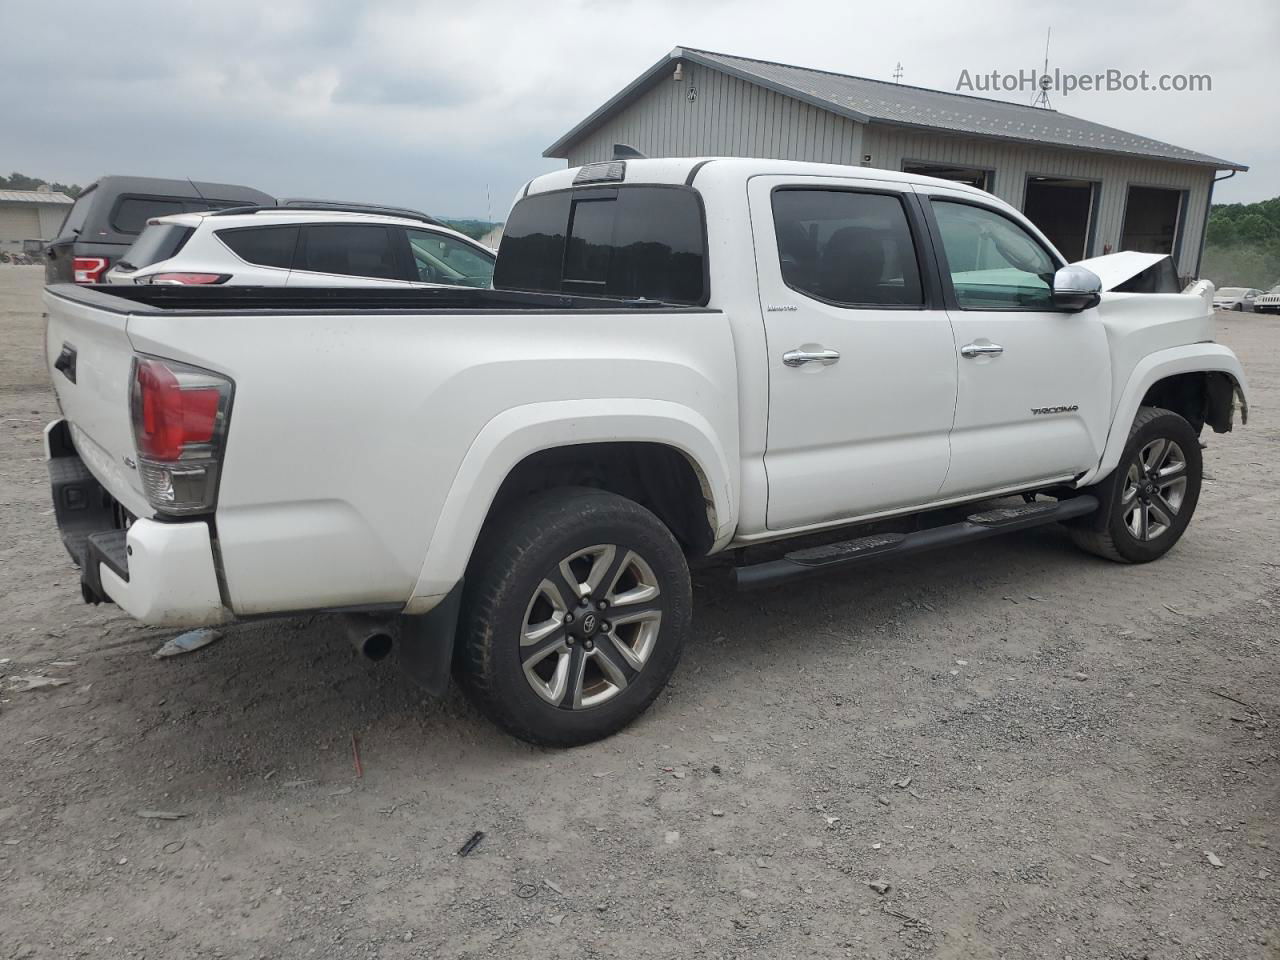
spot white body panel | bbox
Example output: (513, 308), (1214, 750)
(42, 157), (1249, 626)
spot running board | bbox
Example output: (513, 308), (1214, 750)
(732, 496), (1098, 591)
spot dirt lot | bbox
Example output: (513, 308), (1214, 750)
(1, 264), (1277, 960)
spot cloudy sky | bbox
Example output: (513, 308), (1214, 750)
(3, 0), (1274, 218)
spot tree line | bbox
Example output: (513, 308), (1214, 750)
(1202, 195), (1280, 289)
(0, 172), (83, 197)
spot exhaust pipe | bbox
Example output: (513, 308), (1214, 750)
(341, 615), (396, 662)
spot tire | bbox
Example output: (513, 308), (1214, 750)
(1233, 303), (1244, 312)
(456, 488), (692, 747)
(1070, 406), (1202, 563)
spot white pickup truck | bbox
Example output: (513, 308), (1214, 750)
(44, 157), (1248, 746)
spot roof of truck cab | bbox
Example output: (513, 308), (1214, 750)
(527, 156), (995, 200)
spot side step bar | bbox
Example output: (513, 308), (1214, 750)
(733, 496), (1098, 591)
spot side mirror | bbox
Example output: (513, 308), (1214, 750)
(1053, 265), (1102, 312)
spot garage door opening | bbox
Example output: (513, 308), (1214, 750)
(1120, 186), (1185, 257)
(1022, 177), (1096, 262)
(902, 162), (991, 192)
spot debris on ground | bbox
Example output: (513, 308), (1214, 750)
(542, 878), (564, 895)
(351, 733), (363, 778)
(1205, 851), (1224, 868)
(893, 776), (912, 789)
(9, 675), (71, 691)
(136, 810), (186, 820)
(1090, 854), (1112, 865)
(457, 831), (484, 857)
(868, 880), (891, 894)
(153, 628), (222, 659)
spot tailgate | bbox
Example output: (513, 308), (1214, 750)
(43, 286), (151, 518)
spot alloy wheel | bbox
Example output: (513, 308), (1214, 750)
(1121, 438), (1187, 541)
(519, 544), (663, 709)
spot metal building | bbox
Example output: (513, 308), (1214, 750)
(545, 47), (1247, 283)
(0, 187), (74, 254)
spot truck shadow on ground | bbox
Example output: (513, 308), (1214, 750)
(90, 522), (1094, 795)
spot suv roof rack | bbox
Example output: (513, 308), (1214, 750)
(208, 200), (445, 228)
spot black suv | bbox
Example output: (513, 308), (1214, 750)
(45, 176), (274, 284)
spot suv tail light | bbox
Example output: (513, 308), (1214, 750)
(129, 356), (234, 515)
(72, 257), (108, 283)
(142, 273), (231, 285)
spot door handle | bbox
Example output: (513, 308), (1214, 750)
(960, 342), (1004, 359)
(783, 348), (840, 367)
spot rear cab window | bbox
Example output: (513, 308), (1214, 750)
(110, 197), (187, 235)
(494, 185), (707, 305)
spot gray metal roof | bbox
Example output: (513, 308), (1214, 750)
(0, 189), (75, 204)
(545, 47), (1247, 171)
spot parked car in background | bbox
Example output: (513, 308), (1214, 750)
(105, 204), (495, 288)
(1211, 286), (1261, 311)
(1250, 284), (1280, 314)
(45, 176), (274, 284)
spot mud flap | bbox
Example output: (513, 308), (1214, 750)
(396, 582), (463, 697)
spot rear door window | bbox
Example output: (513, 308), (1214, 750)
(771, 189), (923, 307)
(110, 196), (187, 235)
(217, 225), (299, 269)
(296, 224), (402, 279)
(494, 186), (706, 304)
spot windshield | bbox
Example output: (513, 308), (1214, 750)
(116, 222), (194, 271)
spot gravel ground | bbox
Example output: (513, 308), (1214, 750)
(1, 264), (1277, 959)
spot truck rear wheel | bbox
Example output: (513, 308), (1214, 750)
(457, 488), (691, 747)
(1070, 406), (1202, 563)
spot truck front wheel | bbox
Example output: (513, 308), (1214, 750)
(457, 488), (691, 746)
(1071, 406), (1202, 563)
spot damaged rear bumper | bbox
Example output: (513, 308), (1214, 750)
(46, 419), (231, 626)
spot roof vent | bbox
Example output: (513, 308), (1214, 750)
(612, 143), (647, 160)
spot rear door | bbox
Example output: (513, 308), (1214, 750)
(919, 188), (1110, 497)
(750, 175), (958, 530)
(287, 222), (415, 287)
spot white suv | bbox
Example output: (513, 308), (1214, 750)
(105, 204), (496, 288)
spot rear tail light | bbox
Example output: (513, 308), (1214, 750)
(72, 257), (108, 283)
(143, 273), (231, 285)
(129, 356), (234, 515)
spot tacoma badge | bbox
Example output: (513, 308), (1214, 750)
(1031, 405), (1080, 416)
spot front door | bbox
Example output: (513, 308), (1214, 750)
(750, 175), (958, 530)
(920, 188), (1111, 496)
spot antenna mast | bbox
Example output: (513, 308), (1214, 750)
(892, 62), (903, 84)
(1031, 27), (1052, 108)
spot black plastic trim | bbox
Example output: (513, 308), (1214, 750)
(734, 495), (1098, 590)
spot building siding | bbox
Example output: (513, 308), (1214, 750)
(860, 124), (1214, 279)
(565, 61), (864, 168)
(562, 63), (1214, 280)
